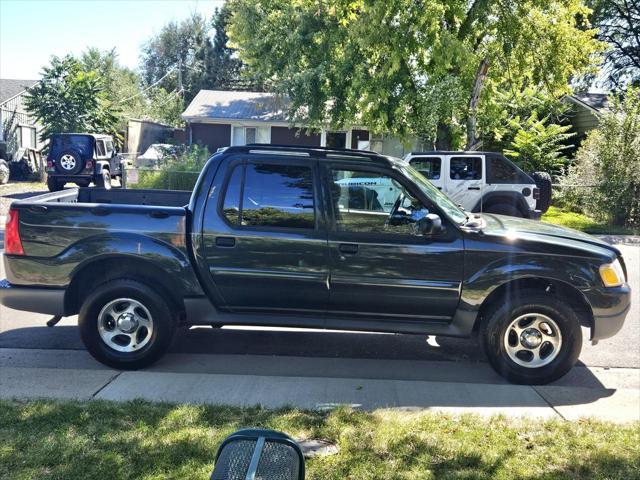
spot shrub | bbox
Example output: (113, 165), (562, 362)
(558, 89), (640, 227)
(135, 144), (210, 190)
(504, 112), (575, 174)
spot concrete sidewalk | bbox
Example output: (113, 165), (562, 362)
(1, 348), (638, 423)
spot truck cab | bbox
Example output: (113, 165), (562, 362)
(404, 151), (550, 219)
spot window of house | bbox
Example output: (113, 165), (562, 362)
(221, 162), (315, 229)
(488, 156), (520, 183)
(19, 126), (36, 149)
(245, 127), (257, 144)
(330, 169), (429, 235)
(409, 156), (442, 180)
(449, 156), (482, 180)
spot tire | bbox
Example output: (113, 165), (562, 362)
(79, 279), (176, 370)
(0, 159), (9, 185)
(47, 176), (64, 192)
(55, 150), (84, 175)
(481, 290), (582, 385)
(96, 169), (111, 189)
(531, 172), (552, 214)
(485, 203), (524, 218)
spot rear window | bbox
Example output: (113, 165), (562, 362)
(49, 135), (94, 159)
(409, 156), (441, 180)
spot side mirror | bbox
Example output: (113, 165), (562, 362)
(415, 213), (444, 236)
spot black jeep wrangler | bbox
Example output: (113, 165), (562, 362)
(46, 133), (122, 191)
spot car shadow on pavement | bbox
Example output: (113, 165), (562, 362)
(0, 324), (617, 408)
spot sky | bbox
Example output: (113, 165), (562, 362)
(0, 0), (225, 79)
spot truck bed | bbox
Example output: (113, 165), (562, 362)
(30, 187), (192, 207)
(6, 188), (194, 286)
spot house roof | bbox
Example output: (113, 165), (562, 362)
(182, 90), (290, 123)
(565, 93), (610, 113)
(0, 79), (38, 104)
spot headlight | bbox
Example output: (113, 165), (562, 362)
(599, 259), (625, 287)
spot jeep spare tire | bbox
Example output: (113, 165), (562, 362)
(55, 150), (84, 174)
(531, 171), (552, 214)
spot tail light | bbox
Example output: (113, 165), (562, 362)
(533, 188), (540, 200)
(5, 209), (24, 255)
(85, 161), (93, 170)
(47, 160), (53, 169)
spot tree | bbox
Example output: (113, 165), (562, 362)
(24, 55), (120, 143)
(559, 89), (639, 226)
(588, 0), (640, 88)
(504, 113), (575, 174)
(227, 0), (603, 149)
(80, 48), (148, 122)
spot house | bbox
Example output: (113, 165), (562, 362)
(181, 90), (426, 156)
(0, 79), (42, 155)
(562, 93), (609, 143)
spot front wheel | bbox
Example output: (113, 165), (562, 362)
(79, 279), (176, 369)
(481, 290), (582, 384)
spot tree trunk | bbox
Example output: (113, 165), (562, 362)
(435, 123), (453, 150)
(466, 57), (490, 150)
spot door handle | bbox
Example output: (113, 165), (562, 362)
(467, 186), (481, 190)
(28, 205), (48, 214)
(338, 243), (358, 255)
(215, 236), (236, 248)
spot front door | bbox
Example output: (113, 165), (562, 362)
(444, 155), (484, 211)
(202, 156), (329, 314)
(408, 155), (444, 191)
(324, 164), (464, 321)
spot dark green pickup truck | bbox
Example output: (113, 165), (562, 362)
(0, 145), (631, 384)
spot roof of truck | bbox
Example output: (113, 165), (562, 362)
(220, 144), (396, 166)
(51, 133), (112, 140)
(408, 151), (503, 156)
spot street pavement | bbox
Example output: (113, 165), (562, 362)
(0, 234), (638, 422)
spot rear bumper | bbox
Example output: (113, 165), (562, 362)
(0, 279), (65, 316)
(589, 284), (631, 342)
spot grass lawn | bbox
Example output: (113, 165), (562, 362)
(542, 206), (639, 235)
(1, 400), (638, 480)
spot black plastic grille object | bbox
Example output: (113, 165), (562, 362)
(211, 429), (305, 480)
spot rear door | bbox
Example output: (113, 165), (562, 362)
(201, 155), (329, 314)
(444, 154), (484, 210)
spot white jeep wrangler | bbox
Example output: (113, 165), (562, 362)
(403, 151), (551, 219)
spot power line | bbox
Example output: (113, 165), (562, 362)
(116, 66), (177, 105)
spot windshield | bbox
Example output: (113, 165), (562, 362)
(397, 161), (468, 225)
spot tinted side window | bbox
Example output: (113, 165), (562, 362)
(331, 169), (429, 235)
(410, 157), (442, 180)
(489, 157), (520, 183)
(450, 156), (482, 180)
(222, 164), (244, 225)
(242, 163), (315, 229)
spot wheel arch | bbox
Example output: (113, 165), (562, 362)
(472, 191), (530, 217)
(64, 256), (186, 317)
(473, 277), (594, 333)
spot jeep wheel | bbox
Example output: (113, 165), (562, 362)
(0, 159), (9, 185)
(96, 169), (111, 189)
(531, 172), (552, 213)
(55, 150), (84, 175)
(79, 279), (176, 370)
(485, 203), (523, 217)
(481, 290), (582, 384)
(47, 176), (64, 192)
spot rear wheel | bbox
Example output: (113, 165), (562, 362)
(481, 290), (582, 384)
(47, 176), (64, 192)
(79, 279), (176, 369)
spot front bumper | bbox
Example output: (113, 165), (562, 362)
(588, 284), (631, 342)
(528, 209), (543, 220)
(0, 279), (66, 316)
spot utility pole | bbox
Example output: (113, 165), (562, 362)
(177, 57), (183, 94)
